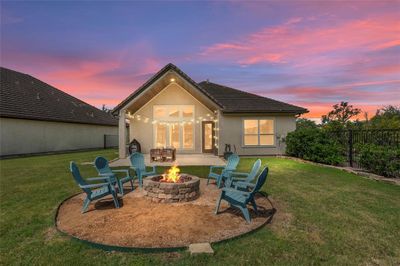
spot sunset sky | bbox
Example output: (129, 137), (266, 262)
(1, 1), (399, 119)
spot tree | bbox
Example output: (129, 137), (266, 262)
(369, 105), (400, 129)
(322, 102), (361, 124)
(296, 118), (318, 130)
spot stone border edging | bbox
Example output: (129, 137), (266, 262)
(54, 191), (275, 253)
(276, 156), (399, 186)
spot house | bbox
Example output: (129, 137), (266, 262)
(113, 63), (307, 158)
(0, 67), (118, 157)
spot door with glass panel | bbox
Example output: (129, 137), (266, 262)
(202, 121), (214, 153)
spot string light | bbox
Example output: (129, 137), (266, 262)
(125, 111), (217, 126)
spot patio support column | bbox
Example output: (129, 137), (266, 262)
(118, 110), (127, 158)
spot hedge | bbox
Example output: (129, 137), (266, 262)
(286, 128), (344, 165)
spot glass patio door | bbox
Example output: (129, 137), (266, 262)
(202, 121), (214, 153)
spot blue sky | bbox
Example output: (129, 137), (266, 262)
(1, 1), (399, 118)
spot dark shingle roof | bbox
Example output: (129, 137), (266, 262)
(112, 63), (307, 115)
(198, 81), (307, 114)
(0, 67), (118, 126)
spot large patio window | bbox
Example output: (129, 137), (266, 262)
(243, 119), (274, 146)
(154, 105), (195, 150)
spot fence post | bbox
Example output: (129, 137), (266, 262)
(348, 129), (353, 167)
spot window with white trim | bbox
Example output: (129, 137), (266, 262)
(243, 119), (274, 146)
(153, 105), (194, 149)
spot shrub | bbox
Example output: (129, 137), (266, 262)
(286, 128), (344, 165)
(357, 144), (400, 178)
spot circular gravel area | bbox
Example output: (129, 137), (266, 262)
(56, 179), (274, 249)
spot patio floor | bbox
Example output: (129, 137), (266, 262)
(109, 153), (226, 167)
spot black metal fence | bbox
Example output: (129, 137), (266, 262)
(104, 134), (118, 149)
(327, 129), (400, 169)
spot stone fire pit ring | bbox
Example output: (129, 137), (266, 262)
(143, 174), (200, 203)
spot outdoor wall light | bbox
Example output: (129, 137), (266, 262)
(170, 78), (175, 82)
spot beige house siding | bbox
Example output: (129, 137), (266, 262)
(129, 83), (214, 154)
(218, 114), (296, 156)
(0, 118), (118, 156)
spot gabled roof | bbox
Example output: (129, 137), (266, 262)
(198, 81), (308, 114)
(113, 63), (307, 115)
(112, 63), (222, 115)
(0, 67), (118, 126)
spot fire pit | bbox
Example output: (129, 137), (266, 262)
(143, 166), (200, 203)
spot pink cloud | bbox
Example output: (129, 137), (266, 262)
(2, 43), (164, 108)
(200, 14), (400, 66)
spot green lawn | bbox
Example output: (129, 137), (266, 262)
(0, 149), (399, 265)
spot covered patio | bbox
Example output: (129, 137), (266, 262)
(109, 153), (226, 167)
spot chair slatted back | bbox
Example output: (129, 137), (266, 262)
(225, 154), (240, 171)
(129, 152), (146, 172)
(94, 156), (112, 175)
(249, 166), (269, 197)
(246, 159), (262, 183)
(70, 161), (91, 195)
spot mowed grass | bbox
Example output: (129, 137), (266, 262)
(0, 149), (399, 265)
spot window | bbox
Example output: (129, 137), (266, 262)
(169, 124), (180, 148)
(243, 119), (274, 146)
(183, 123), (194, 149)
(155, 124), (167, 147)
(153, 105), (195, 149)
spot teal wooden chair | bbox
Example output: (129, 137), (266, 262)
(207, 154), (240, 188)
(129, 152), (156, 187)
(225, 159), (262, 189)
(94, 156), (134, 196)
(215, 166), (269, 223)
(70, 161), (119, 213)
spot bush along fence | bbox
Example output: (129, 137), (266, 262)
(286, 128), (400, 178)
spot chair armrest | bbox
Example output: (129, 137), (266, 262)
(221, 187), (250, 197)
(98, 173), (114, 177)
(234, 181), (256, 188)
(231, 177), (248, 182)
(230, 172), (249, 177)
(111, 169), (130, 174)
(87, 176), (112, 181)
(80, 183), (109, 189)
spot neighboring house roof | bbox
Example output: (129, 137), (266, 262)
(113, 63), (307, 115)
(0, 67), (118, 126)
(198, 81), (308, 114)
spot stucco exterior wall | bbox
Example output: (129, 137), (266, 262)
(129, 83), (214, 154)
(0, 118), (118, 156)
(218, 114), (296, 156)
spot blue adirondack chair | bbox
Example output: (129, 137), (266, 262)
(70, 161), (119, 213)
(225, 159), (262, 189)
(207, 153), (240, 188)
(215, 166), (269, 223)
(94, 156), (134, 196)
(129, 152), (156, 187)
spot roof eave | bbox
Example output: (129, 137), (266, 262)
(221, 109), (309, 115)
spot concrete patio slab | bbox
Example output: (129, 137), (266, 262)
(109, 153), (226, 167)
